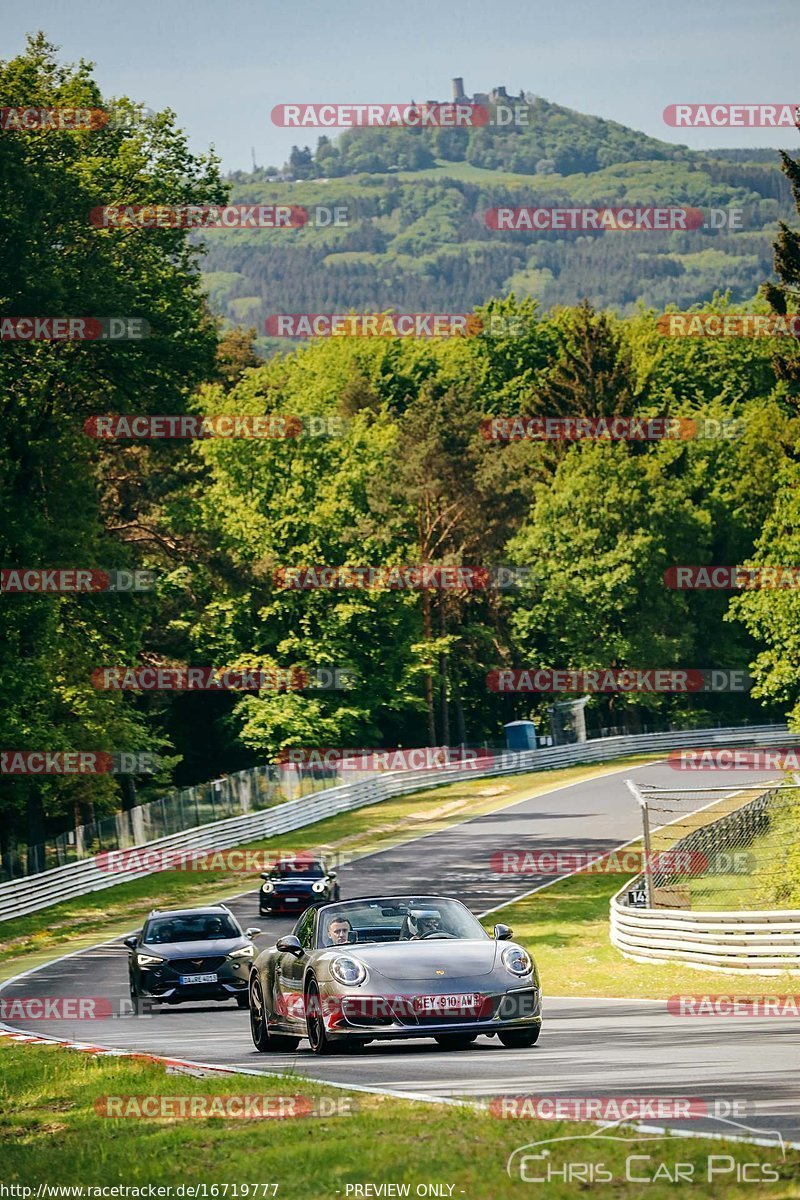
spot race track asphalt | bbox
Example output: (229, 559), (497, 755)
(2, 759), (797, 1150)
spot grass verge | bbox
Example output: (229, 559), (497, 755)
(485, 863), (799, 997)
(1, 1038), (796, 1198)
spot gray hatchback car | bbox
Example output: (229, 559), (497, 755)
(125, 904), (261, 1010)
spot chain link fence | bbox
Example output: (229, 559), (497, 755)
(0, 761), (374, 882)
(630, 780), (800, 910)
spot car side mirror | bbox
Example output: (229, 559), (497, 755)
(123, 935), (139, 950)
(276, 935), (304, 957)
(494, 923), (513, 941)
(260, 872), (271, 881)
(328, 870), (337, 879)
(244, 927), (262, 939)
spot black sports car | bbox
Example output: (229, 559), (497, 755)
(248, 894), (542, 1054)
(258, 857), (340, 916)
(125, 904), (261, 1009)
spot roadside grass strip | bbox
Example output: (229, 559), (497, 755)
(1, 1038), (797, 1198)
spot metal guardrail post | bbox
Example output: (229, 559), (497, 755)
(625, 778), (652, 908)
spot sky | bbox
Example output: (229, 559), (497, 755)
(5, 0), (799, 172)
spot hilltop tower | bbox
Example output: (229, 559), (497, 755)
(451, 77), (466, 101)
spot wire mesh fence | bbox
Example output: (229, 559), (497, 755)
(0, 761), (374, 881)
(631, 780), (800, 910)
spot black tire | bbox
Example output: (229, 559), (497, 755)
(434, 1034), (478, 1050)
(249, 976), (300, 1052)
(236, 991), (250, 1009)
(129, 979), (143, 1015)
(305, 980), (341, 1055)
(498, 1026), (541, 1048)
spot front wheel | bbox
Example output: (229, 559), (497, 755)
(434, 1034), (477, 1050)
(498, 1026), (541, 1048)
(250, 977), (300, 1052)
(305, 980), (341, 1055)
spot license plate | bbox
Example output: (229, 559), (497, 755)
(285, 897), (299, 903)
(179, 972), (218, 985)
(414, 993), (478, 1013)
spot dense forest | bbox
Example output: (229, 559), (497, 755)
(3, 37), (800, 865)
(207, 98), (795, 341)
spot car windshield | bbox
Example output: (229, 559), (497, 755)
(316, 897), (487, 947)
(268, 860), (325, 878)
(143, 913), (241, 944)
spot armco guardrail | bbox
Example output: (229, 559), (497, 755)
(1, 723), (796, 922)
(610, 892), (800, 974)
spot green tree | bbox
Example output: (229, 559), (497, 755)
(0, 35), (226, 866)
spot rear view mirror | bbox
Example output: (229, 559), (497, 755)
(328, 870), (337, 879)
(123, 935), (138, 950)
(494, 923), (513, 941)
(244, 927), (262, 939)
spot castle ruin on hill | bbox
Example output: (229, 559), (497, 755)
(449, 78), (527, 106)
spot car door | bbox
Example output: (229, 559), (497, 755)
(274, 906), (317, 1027)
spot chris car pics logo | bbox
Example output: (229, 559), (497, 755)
(507, 1120), (785, 1184)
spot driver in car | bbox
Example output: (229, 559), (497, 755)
(407, 909), (446, 939)
(326, 917), (353, 946)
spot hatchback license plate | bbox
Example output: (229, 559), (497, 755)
(179, 972), (218, 985)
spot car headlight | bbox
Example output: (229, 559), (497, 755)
(228, 944), (255, 959)
(260, 881), (275, 894)
(311, 880), (326, 893)
(502, 946), (532, 977)
(330, 956), (367, 986)
(136, 953), (165, 967)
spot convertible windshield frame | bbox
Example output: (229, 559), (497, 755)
(314, 895), (488, 948)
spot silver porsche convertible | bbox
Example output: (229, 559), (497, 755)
(248, 894), (542, 1054)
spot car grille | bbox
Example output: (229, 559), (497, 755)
(168, 957), (226, 973)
